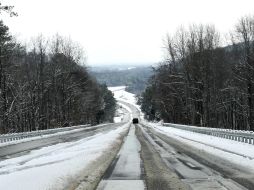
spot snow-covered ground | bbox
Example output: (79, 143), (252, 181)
(114, 102), (132, 123)
(114, 107), (124, 123)
(0, 123), (130, 190)
(114, 116), (123, 123)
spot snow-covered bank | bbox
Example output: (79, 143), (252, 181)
(148, 122), (254, 171)
(0, 123), (130, 190)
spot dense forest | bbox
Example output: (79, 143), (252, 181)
(90, 66), (152, 94)
(139, 15), (254, 131)
(0, 9), (116, 134)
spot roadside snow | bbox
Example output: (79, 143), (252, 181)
(0, 123), (130, 190)
(117, 102), (133, 114)
(148, 122), (254, 171)
(114, 117), (122, 123)
(114, 109), (123, 123)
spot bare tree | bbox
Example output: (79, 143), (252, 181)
(234, 15), (254, 130)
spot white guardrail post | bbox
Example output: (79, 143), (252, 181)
(0, 124), (90, 143)
(163, 123), (254, 145)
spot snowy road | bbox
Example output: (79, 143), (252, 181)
(0, 122), (130, 190)
(1, 86), (254, 189)
(109, 87), (254, 190)
(97, 124), (145, 190)
(139, 124), (249, 189)
(0, 123), (125, 159)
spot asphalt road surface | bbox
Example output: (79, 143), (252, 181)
(97, 124), (145, 190)
(138, 124), (250, 189)
(0, 122), (126, 160)
(107, 101), (253, 190)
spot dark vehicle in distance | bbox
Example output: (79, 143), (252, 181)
(132, 118), (139, 124)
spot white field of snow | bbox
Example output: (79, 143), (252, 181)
(109, 87), (254, 172)
(147, 122), (254, 171)
(0, 123), (130, 190)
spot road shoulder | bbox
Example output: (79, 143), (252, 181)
(149, 126), (254, 189)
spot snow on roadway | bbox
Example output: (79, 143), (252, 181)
(0, 123), (129, 190)
(148, 122), (254, 171)
(108, 86), (136, 105)
(109, 86), (254, 173)
(108, 86), (143, 119)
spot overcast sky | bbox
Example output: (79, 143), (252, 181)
(2, 0), (254, 66)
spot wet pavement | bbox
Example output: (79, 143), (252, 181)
(141, 125), (248, 190)
(97, 124), (145, 190)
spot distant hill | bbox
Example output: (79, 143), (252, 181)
(89, 64), (153, 95)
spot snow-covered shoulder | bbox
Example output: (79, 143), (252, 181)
(148, 122), (254, 172)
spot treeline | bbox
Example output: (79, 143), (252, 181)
(0, 20), (116, 134)
(139, 15), (254, 131)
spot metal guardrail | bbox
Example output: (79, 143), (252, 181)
(163, 123), (254, 145)
(0, 124), (90, 143)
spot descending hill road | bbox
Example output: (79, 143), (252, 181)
(1, 87), (254, 190)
